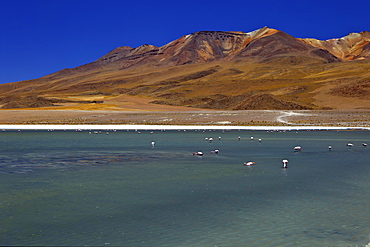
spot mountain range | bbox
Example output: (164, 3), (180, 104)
(1, 26), (369, 110)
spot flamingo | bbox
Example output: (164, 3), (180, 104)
(282, 159), (288, 168)
(193, 151), (204, 156)
(244, 161), (255, 166)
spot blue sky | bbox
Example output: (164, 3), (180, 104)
(1, 0), (369, 84)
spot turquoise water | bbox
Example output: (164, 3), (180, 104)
(0, 129), (370, 246)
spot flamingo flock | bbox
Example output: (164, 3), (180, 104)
(6, 128), (366, 172)
(193, 135), (295, 169)
(190, 133), (368, 170)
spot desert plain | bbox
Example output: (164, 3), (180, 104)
(0, 95), (369, 127)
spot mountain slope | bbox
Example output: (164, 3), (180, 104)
(0, 27), (370, 110)
(299, 31), (370, 61)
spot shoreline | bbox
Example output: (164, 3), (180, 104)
(0, 109), (369, 128)
(0, 124), (369, 130)
(274, 110), (311, 124)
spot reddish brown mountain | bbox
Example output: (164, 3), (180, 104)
(92, 27), (340, 68)
(299, 31), (370, 61)
(50, 27), (340, 76)
(0, 27), (370, 110)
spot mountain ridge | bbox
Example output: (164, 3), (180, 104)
(41, 27), (369, 78)
(1, 27), (370, 111)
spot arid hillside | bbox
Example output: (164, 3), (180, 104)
(0, 27), (369, 111)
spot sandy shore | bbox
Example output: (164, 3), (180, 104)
(0, 124), (368, 130)
(0, 109), (369, 128)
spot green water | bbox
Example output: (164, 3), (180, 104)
(0, 129), (370, 246)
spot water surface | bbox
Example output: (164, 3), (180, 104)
(1, 129), (369, 246)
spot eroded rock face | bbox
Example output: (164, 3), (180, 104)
(299, 31), (370, 61)
(91, 26), (346, 68)
(235, 31), (339, 63)
(39, 27), (370, 79)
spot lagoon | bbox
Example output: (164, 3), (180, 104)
(0, 129), (369, 246)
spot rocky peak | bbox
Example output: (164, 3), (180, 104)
(299, 31), (370, 60)
(153, 27), (282, 65)
(245, 26), (280, 39)
(97, 44), (158, 65)
(58, 27), (370, 74)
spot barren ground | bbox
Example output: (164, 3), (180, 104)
(0, 108), (369, 127)
(0, 95), (369, 126)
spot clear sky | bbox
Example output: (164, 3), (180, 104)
(1, 0), (369, 84)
